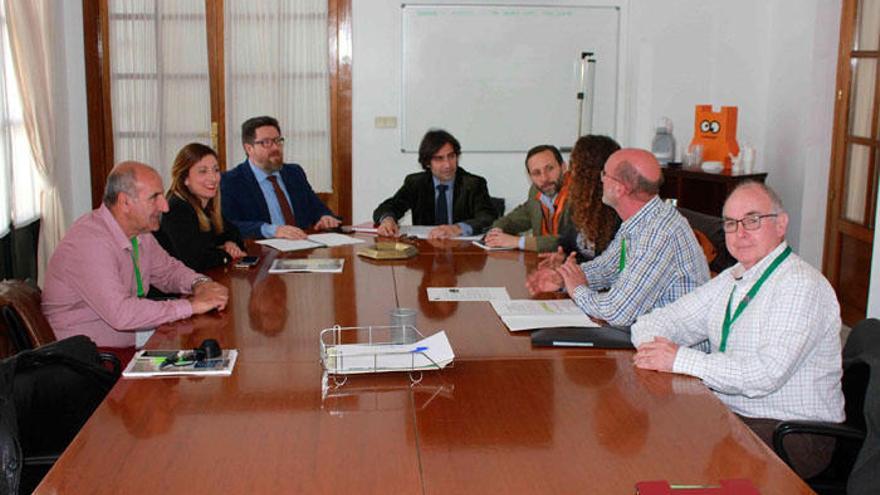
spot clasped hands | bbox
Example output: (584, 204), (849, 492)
(525, 247), (588, 295)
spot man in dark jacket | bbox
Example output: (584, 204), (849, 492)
(221, 116), (339, 239)
(373, 129), (497, 239)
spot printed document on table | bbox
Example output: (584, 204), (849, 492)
(123, 349), (238, 378)
(491, 299), (598, 331)
(427, 287), (510, 302)
(256, 238), (321, 251)
(323, 331), (454, 375)
(269, 258), (345, 273)
(257, 233), (363, 251)
(399, 225), (481, 241)
(307, 233), (365, 247)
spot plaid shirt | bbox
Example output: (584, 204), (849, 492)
(631, 242), (845, 422)
(570, 196), (709, 326)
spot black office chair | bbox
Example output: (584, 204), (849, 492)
(1, 335), (120, 494)
(773, 318), (879, 495)
(490, 197), (505, 218)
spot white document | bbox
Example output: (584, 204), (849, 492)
(256, 233), (364, 252)
(256, 238), (322, 252)
(472, 240), (515, 251)
(399, 225), (481, 241)
(307, 233), (365, 247)
(323, 331), (455, 375)
(491, 299), (598, 332)
(135, 329), (154, 348)
(268, 258), (345, 273)
(349, 223), (379, 234)
(427, 287), (510, 302)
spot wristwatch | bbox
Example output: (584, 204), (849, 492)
(191, 276), (212, 292)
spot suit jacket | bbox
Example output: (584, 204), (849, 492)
(155, 195), (244, 272)
(221, 160), (333, 239)
(372, 167), (498, 234)
(491, 184), (574, 252)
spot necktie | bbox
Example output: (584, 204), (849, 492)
(435, 184), (449, 225)
(267, 175), (296, 226)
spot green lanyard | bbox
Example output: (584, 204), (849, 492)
(719, 246), (792, 352)
(130, 237), (145, 298)
(618, 237), (627, 273)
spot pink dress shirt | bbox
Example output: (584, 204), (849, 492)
(42, 204), (200, 348)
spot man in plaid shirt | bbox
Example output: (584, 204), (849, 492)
(527, 148), (709, 326)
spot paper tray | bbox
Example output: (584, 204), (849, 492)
(319, 325), (454, 379)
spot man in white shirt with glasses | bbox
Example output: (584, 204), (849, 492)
(631, 181), (844, 478)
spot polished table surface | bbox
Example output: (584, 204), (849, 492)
(36, 237), (814, 494)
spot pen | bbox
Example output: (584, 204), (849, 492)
(411, 346), (428, 353)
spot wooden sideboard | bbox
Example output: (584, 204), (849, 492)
(660, 165), (767, 216)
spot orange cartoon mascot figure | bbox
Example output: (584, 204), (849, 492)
(690, 105), (739, 170)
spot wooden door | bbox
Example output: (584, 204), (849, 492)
(824, 0), (880, 325)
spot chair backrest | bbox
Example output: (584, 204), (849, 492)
(490, 197), (505, 218)
(677, 207), (736, 275)
(843, 318), (880, 495)
(0, 280), (56, 353)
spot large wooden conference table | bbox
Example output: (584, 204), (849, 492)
(36, 237), (814, 494)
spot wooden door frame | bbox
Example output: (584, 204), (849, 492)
(81, 0), (352, 222)
(822, 0), (877, 324)
(82, 0), (114, 208)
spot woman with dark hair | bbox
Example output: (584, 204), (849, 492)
(156, 143), (246, 272)
(553, 135), (622, 263)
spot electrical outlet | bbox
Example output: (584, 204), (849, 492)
(374, 116), (398, 129)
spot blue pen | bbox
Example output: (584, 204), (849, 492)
(411, 346), (428, 353)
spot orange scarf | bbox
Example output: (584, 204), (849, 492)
(537, 172), (571, 236)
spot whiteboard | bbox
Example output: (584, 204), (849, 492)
(401, 4), (620, 152)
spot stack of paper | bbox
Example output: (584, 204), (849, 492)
(257, 233), (364, 252)
(323, 331), (454, 375)
(269, 258), (345, 273)
(491, 299), (598, 332)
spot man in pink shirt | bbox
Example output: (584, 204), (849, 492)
(42, 162), (229, 361)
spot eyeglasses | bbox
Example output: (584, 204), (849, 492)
(600, 169), (624, 184)
(252, 137), (285, 148)
(722, 213), (778, 233)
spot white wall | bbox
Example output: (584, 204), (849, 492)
(352, 0), (840, 268)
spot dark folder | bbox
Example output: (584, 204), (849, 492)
(530, 326), (634, 349)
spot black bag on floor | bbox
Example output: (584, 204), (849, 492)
(0, 335), (119, 495)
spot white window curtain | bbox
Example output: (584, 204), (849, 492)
(224, 0), (332, 190)
(0, 0), (46, 248)
(108, 0), (212, 182)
